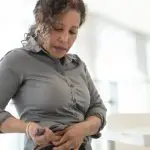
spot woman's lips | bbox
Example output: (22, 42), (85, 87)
(52, 46), (67, 52)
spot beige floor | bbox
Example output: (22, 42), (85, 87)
(116, 142), (150, 150)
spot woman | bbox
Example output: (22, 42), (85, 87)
(0, 0), (107, 150)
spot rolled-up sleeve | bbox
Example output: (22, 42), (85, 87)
(84, 64), (107, 135)
(0, 53), (22, 129)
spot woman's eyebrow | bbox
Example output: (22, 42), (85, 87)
(72, 26), (79, 29)
(53, 21), (79, 29)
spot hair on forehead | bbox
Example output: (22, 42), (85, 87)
(34, 0), (86, 26)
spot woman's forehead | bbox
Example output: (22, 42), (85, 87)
(53, 10), (80, 27)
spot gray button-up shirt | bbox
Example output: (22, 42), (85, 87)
(0, 37), (107, 149)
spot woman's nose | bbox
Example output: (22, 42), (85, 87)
(59, 32), (69, 43)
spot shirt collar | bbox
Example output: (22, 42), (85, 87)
(23, 36), (79, 64)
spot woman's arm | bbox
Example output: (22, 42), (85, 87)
(83, 63), (107, 136)
(0, 51), (63, 147)
(0, 51), (26, 133)
(0, 66), (27, 133)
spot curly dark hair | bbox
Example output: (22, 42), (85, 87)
(23, 0), (86, 43)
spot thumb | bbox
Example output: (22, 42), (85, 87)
(53, 135), (62, 141)
(74, 146), (80, 150)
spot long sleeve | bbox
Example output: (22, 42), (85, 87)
(83, 64), (107, 135)
(0, 51), (23, 127)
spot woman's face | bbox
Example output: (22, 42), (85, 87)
(41, 10), (80, 58)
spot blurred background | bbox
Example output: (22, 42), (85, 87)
(1, 0), (150, 149)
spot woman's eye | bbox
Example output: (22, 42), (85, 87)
(54, 27), (63, 31)
(69, 30), (77, 35)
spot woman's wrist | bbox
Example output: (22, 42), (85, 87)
(0, 117), (27, 133)
(25, 122), (32, 138)
(81, 116), (102, 137)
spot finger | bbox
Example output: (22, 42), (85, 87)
(44, 128), (62, 143)
(55, 130), (66, 136)
(52, 135), (62, 142)
(52, 134), (68, 146)
(34, 135), (47, 145)
(35, 144), (53, 150)
(71, 142), (80, 150)
(28, 123), (44, 137)
(53, 141), (71, 150)
(44, 128), (56, 141)
(34, 129), (51, 145)
(35, 128), (45, 136)
(74, 146), (80, 150)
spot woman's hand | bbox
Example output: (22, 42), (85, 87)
(27, 122), (61, 146)
(52, 123), (87, 150)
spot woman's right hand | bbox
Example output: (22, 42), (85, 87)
(27, 122), (61, 146)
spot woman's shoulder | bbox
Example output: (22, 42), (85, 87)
(0, 47), (29, 68)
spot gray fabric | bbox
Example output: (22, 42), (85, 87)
(0, 37), (107, 149)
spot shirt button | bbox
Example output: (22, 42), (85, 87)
(70, 84), (74, 88)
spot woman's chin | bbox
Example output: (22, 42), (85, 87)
(51, 52), (66, 59)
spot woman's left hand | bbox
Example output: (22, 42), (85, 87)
(52, 123), (87, 150)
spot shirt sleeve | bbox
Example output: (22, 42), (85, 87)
(83, 63), (107, 137)
(0, 52), (23, 130)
